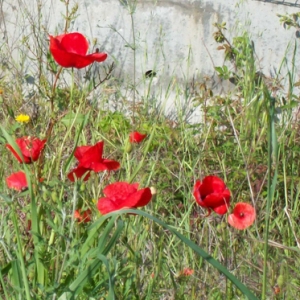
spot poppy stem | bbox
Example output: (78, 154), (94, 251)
(262, 89), (278, 300)
(130, 6), (136, 125)
(11, 207), (32, 300)
(63, 0), (70, 33)
(70, 68), (75, 108)
(50, 66), (63, 112)
(37, 117), (56, 179)
(38, 65), (63, 178)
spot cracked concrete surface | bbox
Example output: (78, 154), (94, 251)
(0, 0), (299, 121)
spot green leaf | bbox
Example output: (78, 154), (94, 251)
(61, 112), (86, 127)
(60, 218), (123, 298)
(0, 193), (13, 203)
(97, 255), (116, 300)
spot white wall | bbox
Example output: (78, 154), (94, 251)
(1, 0), (299, 121)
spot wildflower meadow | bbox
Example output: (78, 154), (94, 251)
(0, 1), (299, 299)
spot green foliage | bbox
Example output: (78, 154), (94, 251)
(277, 12), (300, 30)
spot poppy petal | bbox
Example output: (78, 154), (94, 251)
(97, 197), (119, 215)
(213, 204), (229, 215)
(126, 187), (152, 207)
(90, 159), (120, 172)
(67, 166), (91, 182)
(78, 141), (104, 168)
(85, 52), (108, 63)
(103, 182), (139, 200)
(193, 180), (207, 207)
(193, 176), (231, 215)
(203, 192), (230, 209)
(60, 32), (89, 55)
(97, 182), (152, 215)
(6, 144), (27, 163)
(6, 171), (28, 191)
(74, 145), (92, 160)
(228, 202), (256, 230)
(199, 176), (226, 197)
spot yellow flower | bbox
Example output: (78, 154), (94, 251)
(15, 114), (31, 123)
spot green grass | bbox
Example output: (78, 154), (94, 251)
(0, 2), (300, 299)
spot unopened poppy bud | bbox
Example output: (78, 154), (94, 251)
(42, 191), (48, 201)
(277, 275), (284, 287)
(28, 268), (35, 280)
(124, 142), (133, 153)
(71, 4), (78, 14)
(80, 183), (86, 192)
(37, 244), (46, 254)
(51, 191), (58, 202)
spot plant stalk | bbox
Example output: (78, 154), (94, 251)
(262, 90), (278, 299)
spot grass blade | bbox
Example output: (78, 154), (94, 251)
(102, 209), (259, 300)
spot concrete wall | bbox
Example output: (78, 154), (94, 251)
(1, 0), (299, 121)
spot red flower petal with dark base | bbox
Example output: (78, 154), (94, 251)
(228, 202), (256, 230)
(193, 176), (231, 215)
(97, 182), (152, 215)
(129, 132), (147, 143)
(6, 137), (46, 164)
(6, 171), (28, 191)
(49, 32), (107, 69)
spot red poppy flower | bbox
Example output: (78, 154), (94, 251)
(68, 141), (120, 182)
(228, 202), (256, 230)
(97, 182), (152, 215)
(179, 268), (194, 276)
(6, 171), (28, 191)
(49, 32), (107, 69)
(6, 136), (46, 164)
(129, 132), (147, 143)
(74, 209), (92, 223)
(193, 175), (231, 215)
